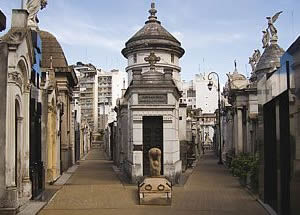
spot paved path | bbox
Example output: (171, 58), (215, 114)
(39, 148), (267, 215)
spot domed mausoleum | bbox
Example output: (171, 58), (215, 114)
(118, 3), (185, 183)
(122, 2), (185, 86)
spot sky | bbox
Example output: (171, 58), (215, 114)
(1, 0), (300, 84)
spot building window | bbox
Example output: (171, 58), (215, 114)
(187, 89), (196, 97)
(179, 116), (182, 120)
(171, 53), (174, 63)
(134, 53), (137, 63)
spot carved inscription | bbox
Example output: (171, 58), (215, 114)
(138, 94), (167, 104)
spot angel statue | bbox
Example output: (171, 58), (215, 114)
(262, 29), (270, 49)
(253, 49), (261, 63)
(266, 11), (283, 40)
(249, 57), (256, 72)
(249, 49), (261, 72)
(26, 0), (48, 27)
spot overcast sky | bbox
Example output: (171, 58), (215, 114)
(1, 0), (300, 83)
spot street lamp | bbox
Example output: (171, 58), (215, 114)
(207, 72), (223, 165)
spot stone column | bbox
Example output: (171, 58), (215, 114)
(47, 109), (53, 182)
(60, 93), (69, 171)
(4, 84), (18, 208)
(17, 116), (23, 196)
(56, 108), (61, 177)
(5, 84), (15, 188)
(22, 86), (31, 198)
(237, 108), (244, 153)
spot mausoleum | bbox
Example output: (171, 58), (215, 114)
(118, 3), (185, 183)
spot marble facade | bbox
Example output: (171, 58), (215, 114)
(115, 3), (185, 184)
(40, 31), (78, 173)
(0, 9), (33, 214)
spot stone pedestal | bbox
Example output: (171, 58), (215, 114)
(138, 177), (172, 205)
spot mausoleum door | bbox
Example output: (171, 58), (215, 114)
(142, 116), (163, 176)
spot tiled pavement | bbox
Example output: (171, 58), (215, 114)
(39, 148), (268, 215)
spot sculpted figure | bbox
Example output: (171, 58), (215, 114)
(26, 0), (48, 27)
(253, 49), (261, 62)
(262, 29), (270, 49)
(249, 49), (261, 72)
(249, 57), (256, 72)
(267, 11), (283, 39)
(149, 148), (161, 177)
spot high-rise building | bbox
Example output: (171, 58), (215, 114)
(98, 69), (127, 130)
(73, 63), (98, 132)
(180, 73), (218, 113)
(73, 63), (127, 137)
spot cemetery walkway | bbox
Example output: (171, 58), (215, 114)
(38, 147), (267, 215)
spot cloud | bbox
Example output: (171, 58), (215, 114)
(180, 31), (246, 49)
(40, 13), (127, 52)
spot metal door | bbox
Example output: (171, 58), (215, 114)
(143, 116), (163, 176)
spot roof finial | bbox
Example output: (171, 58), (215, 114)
(148, 1), (157, 21)
(234, 59), (238, 74)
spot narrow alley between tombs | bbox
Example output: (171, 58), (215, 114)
(38, 146), (267, 215)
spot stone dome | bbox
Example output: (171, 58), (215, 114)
(40, 30), (68, 68)
(122, 3), (185, 58)
(255, 43), (284, 72)
(227, 68), (249, 90)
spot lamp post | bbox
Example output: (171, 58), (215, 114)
(207, 72), (223, 165)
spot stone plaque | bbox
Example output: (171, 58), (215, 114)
(138, 94), (167, 104)
(133, 145), (143, 151)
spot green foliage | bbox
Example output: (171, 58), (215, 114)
(230, 153), (259, 190)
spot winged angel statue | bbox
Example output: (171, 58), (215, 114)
(26, 0), (48, 27)
(249, 49), (261, 71)
(262, 11), (282, 48)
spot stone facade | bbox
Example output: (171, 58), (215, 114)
(40, 63), (63, 183)
(40, 31), (78, 173)
(220, 63), (260, 164)
(0, 9), (34, 214)
(116, 3), (184, 184)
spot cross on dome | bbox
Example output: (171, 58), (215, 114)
(144, 51), (161, 70)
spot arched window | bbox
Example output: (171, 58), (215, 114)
(171, 54), (174, 63)
(133, 53), (137, 63)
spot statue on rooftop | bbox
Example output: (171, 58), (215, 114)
(249, 49), (261, 72)
(26, 0), (48, 27)
(262, 29), (270, 49)
(249, 57), (256, 72)
(266, 11), (283, 41)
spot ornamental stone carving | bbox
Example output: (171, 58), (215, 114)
(26, 0), (48, 27)
(25, 83), (31, 92)
(48, 103), (56, 113)
(8, 71), (23, 87)
(262, 11), (283, 48)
